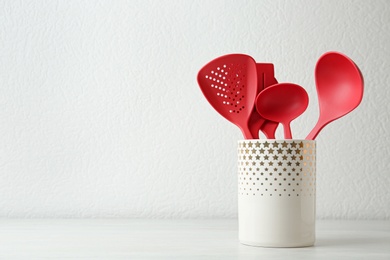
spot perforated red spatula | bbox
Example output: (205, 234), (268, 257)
(197, 54), (258, 139)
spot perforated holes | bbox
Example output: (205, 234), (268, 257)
(204, 62), (250, 114)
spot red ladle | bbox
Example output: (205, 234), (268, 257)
(256, 83), (309, 139)
(197, 54), (257, 139)
(306, 51), (364, 140)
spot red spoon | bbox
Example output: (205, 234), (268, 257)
(256, 83), (309, 139)
(248, 63), (279, 139)
(197, 54), (258, 139)
(306, 52), (364, 140)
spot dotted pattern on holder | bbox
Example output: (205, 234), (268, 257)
(238, 140), (316, 197)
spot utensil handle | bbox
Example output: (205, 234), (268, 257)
(283, 122), (292, 139)
(248, 112), (266, 139)
(305, 121), (325, 140)
(261, 121), (278, 139)
(241, 127), (254, 140)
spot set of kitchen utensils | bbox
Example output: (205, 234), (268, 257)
(197, 51), (364, 140)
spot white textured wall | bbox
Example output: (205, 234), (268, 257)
(0, 0), (389, 219)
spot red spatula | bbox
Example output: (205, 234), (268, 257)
(249, 63), (279, 139)
(197, 54), (258, 139)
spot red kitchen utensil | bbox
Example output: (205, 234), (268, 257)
(306, 51), (364, 140)
(256, 83), (309, 139)
(248, 63), (279, 139)
(258, 63), (279, 139)
(197, 54), (258, 139)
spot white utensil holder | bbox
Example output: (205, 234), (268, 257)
(238, 139), (316, 247)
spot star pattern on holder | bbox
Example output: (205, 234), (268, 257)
(238, 140), (316, 197)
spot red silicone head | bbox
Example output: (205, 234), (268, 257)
(315, 52), (364, 122)
(197, 54), (258, 139)
(305, 51), (364, 140)
(256, 83), (309, 139)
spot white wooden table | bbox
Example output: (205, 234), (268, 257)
(0, 219), (389, 259)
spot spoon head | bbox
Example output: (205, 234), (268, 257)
(315, 52), (364, 122)
(256, 83), (309, 124)
(197, 54), (258, 127)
